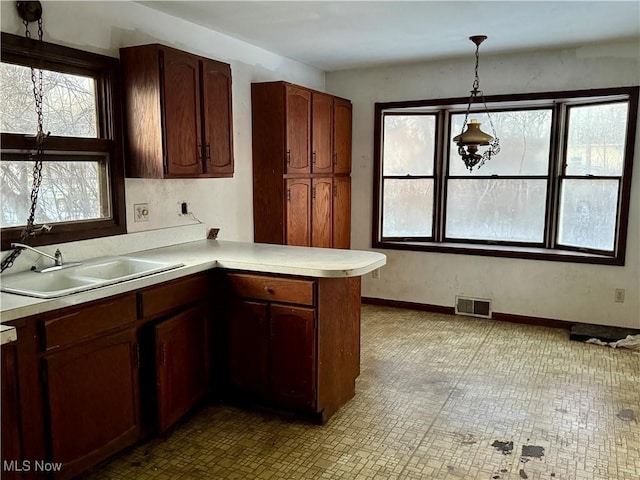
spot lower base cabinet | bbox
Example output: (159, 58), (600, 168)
(154, 303), (211, 433)
(43, 328), (141, 479)
(1, 269), (362, 478)
(269, 304), (316, 410)
(222, 271), (361, 423)
(1, 341), (23, 480)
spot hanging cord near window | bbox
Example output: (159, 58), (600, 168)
(1, 1), (50, 273)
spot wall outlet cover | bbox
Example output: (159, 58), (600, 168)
(134, 203), (149, 222)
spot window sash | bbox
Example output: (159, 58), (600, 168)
(0, 32), (126, 251)
(372, 87), (638, 265)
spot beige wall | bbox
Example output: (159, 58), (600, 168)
(1, 0), (324, 243)
(326, 41), (640, 328)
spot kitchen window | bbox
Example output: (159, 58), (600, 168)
(373, 87), (638, 265)
(0, 32), (126, 251)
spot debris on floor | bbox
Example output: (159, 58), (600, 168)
(491, 440), (514, 455)
(616, 409), (637, 422)
(570, 323), (639, 344)
(585, 334), (640, 351)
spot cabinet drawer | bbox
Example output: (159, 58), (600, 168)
(41, 294), (137, 351)
(226, 273), (315, 306)
(139, 274), (209, 318)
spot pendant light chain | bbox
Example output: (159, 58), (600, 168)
(1, 15), (48, 273)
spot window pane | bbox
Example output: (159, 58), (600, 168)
(1, 159), (109, 227)
(382, 179), (433, 237)
(446, 179), (547, 242)
(449, 109), (552, 176)
(383, 114), (435, 175)
(565, 102), (628, 176)
(0, 62), (97, 137)
(558, 179), (618, 251)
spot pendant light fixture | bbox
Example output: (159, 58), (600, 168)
(453, 35), (500, 171)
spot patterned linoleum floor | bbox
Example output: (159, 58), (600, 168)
(82, 305), (640, 480)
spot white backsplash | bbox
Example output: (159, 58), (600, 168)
(0, 224), (207, 275)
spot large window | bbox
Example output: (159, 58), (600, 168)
(0, 32), (126, 251)
(373, 87), (638, 265)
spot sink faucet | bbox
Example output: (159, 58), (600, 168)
(11, 243), (63, 266)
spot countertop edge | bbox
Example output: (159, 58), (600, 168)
(1, 240), (387, 323)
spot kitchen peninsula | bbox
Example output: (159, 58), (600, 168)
(0, 240), (385, 480)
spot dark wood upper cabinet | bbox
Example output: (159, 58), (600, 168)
(252, 81), (352, 248)
(202, 58), (234, 175)
(333, 98), (352, 174)
(162, 48), (203, 176)
(285, 85), (311, 174)
(120, 44), (233, 178)
(312, 92), (334, 174)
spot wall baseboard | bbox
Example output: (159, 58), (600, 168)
(361, 297), (573, 330)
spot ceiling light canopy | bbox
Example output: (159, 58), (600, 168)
(453, 35), (500, 171)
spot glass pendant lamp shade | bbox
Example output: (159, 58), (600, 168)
(453, 119), (493, 146)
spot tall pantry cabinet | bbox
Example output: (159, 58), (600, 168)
(251, 81), (352, 249)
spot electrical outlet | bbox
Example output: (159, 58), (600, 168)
(615, 288), (625, 303)
(134, 203), (149, 222)
(179, 201), (189, 216)
(372, 268), (380, 279)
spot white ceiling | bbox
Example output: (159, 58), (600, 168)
(138, 1), (640, 71)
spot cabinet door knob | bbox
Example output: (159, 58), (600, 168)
(312, 152), (316, 164)
(264, 286), (274, 294)
(286, 150), (291, 165)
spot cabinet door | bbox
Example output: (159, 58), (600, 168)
(229, 300), (269, 395)
(286, 178), (311, 247)
(43, 328), (141, 479)
(162, 48), (203, 176)
(155, 303), (210, 433)
(202, 58), (234, 176)
(333, 98), (352, 174)
(270, 304), (316, 410)
(1, 343), (22, 480)
(332, 176), (351, 249)
(312, 93), (333, 174)
(312, 178), (333, 248)
(285, 85), (311, 174)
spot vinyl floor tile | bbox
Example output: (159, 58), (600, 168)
(81, 305), (639, 480)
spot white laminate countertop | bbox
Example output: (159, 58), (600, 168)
(0, 240), (386, 324)
(0, 324), (17, 345)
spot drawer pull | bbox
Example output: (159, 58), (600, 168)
(264, 287), (274, 294)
